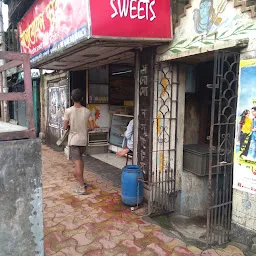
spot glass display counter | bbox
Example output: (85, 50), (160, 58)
(109, 114), (133, 152)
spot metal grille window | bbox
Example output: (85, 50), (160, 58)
(149, 62), (179, 215)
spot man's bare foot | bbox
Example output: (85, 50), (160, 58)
(116, 151), (124, 157)
(116, 148), (129, 157)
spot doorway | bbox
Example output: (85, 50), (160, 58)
(182, 51), (240, 246)
(69, 59), (136, 170)
(152, 51), (240, 247)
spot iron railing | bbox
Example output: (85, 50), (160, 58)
(0, 51), (36, 140)
(149, 62), (179, 215)
(207, 51), (240, 246)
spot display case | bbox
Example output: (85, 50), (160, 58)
(87, 128), (109, 154)
(109, 114), (133, 151)
(88, 129), (109, 146)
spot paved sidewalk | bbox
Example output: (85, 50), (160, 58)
(42, 145), (244, 256)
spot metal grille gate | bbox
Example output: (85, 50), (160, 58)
(149, 62), (179, 215)
(207, 51), (240, 246)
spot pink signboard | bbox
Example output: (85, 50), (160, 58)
(18, 0), (172, 64)
(90, 0), (172, 39)
(18, 0), (90, 63)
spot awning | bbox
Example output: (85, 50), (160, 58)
(18, 0), (173, 70)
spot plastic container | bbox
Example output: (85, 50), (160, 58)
(121, 165), (144, 206)
(183, 144), (217, 176)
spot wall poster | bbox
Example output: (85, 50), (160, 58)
(233, 59), (256, 194)
(48, 81), (68, 130)
(87, 104), (110, 128)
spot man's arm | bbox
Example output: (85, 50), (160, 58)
(63, 109), (69, 130)
(63, 120), (69, 130)
(89, 119), (94, 131)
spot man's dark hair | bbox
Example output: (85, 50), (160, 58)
(252, 106), (256, 111)
(71, 89), (83, 103)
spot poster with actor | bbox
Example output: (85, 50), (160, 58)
(233, 59), (256, 194)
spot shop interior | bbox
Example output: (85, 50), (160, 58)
(70, 58), (135, 169)
(181, 57), (236, 226)
(183, 60), (216, 176)
(69, 57), (216, 172)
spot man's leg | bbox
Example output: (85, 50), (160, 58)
(80, 159), (84, 178)
(79, 159), (88, 186)
(74, 160), (84, 186)
(70, 146), (87, 194)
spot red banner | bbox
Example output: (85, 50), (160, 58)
(18, 0), (90, 62)
(90, 0), (172, 39)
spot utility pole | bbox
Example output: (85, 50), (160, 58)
(0, 1), (9, 122)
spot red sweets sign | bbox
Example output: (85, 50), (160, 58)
(18, 0), (172, 63)
(18, 0), (90, 63)
(111, 0), (156, 21)
(90, 0), (172, 39)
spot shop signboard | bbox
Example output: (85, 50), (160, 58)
(137, 48), (154, 180)
(18, 0), (172, 66)
(90, 0), (172, 39)
(18, 0), (90, 63)
(233, 59), (256, 194)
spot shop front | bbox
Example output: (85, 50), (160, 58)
(16, 0), (256, 249)
(68, 62), (136, 169)
(18, 0), (172, 70)
(154, 0), (256, 247)
(18, 0), (172, 170)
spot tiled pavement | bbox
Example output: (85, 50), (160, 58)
(42, 145), (245, 256)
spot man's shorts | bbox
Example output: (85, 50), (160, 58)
(69, 146), (86, 161)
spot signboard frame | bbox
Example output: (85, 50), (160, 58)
(90, 0), (172, 40)
(18, 0), (91, 63)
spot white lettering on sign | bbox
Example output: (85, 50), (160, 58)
(110, 0), (156, 21)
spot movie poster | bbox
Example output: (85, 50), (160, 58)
(48, 86), (59, 128)
(87, 104), (110, 128)
(233, 59), (256, 194)
(48, 84), (68, 129)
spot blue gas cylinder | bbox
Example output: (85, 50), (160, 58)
(121, 165), (144, 206)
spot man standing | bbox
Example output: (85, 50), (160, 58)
(64, 89), (94, 194)
(252, 106), (256, 160)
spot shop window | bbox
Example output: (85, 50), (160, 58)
(109, 65), (135, 106)
(88, 66), (109, 104)
(184, 61), (213, 145)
